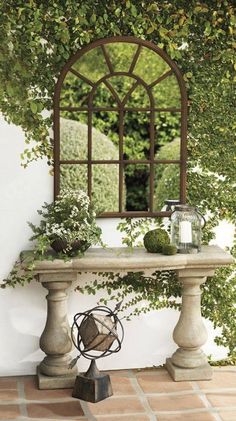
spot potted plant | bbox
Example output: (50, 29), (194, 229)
(29, 189), (103, 256)
(1, 190), (103, 288)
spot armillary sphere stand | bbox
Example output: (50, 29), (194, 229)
(71, 305), (124, 403)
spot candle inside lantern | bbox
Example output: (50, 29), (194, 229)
(179, 221), (192, 243)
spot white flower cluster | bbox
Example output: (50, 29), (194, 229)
(45, 222), (68, 238)
(38, 189), (101, 246)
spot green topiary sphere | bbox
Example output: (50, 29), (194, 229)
(143, 228), (170, 253)
(60, 118), (125, 212)
(162, 244), (177, 255)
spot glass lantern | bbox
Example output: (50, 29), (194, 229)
(170, 205), (205, 254)
(164, 199), (180, 212)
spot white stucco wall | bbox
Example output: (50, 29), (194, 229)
(0, 115), (234, 376)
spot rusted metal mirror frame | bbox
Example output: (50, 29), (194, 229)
(53, 36), (188, 218)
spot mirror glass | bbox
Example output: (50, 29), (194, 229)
(72, 47), (109, 82)
(92, 164), (120, 213)
(60, 164), (88, 192)
(154, 164), (180, 212)
(133, 48), (170, 85)
(105, 42), (137, 72)
(58, 40), (182, 215)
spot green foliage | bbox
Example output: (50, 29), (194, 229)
(60, 118), (121, 212)
(76, 269), (181, 319)
(143, 228), (170, 253)
(117, 217), (153, 248)
(187, 58), (236, 225)
(1, 189), (103, 288)
(29, 189), (103, 255)
(156, 138), (180, 164)
(1, 252), (37, 289)
(80, 221), (236, 363)
(0, 249), (73, 289)
(155, 165), (180, 211)
(162, 244), (177, 255)
(117, 216), (166, 247)
(0, 0), (234, 166)
(61, 65), (180, 162)
(60, 51), (180, 210)
(154, 138), (180, 210)
(0, 0), (235, 363)
(1, 1), (234, 214)
(201, 261), (236, 360)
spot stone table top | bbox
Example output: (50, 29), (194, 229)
(29, 245), (233, 275)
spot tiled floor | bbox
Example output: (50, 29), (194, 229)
(0, 367), (235, 420)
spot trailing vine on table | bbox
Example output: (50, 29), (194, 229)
(77, 217), (236, 364)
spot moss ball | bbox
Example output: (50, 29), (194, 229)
(162, 244), (177, 255)
(143, 229), (170, 253)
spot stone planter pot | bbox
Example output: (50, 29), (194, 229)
(50, 239), (90, 255)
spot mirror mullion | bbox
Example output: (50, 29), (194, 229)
(87, 104), (92, 198)
(149, 109), (155, 213)
(119, 108), (124, 212)
(149, 69), (173, 89)
(129, 44), (142, 73)
(101, 45), (114, 74)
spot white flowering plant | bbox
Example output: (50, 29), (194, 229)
(1, 190), (103, 289)
(28, 189), (103, 256)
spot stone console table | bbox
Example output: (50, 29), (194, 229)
(33, 245), (233, 389)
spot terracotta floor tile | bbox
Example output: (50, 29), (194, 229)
(27, 401), (84, 418)
(148, 394), (205, 411)
(0, 389), (19, 400)
(157, 412), (216, 421)
(25, 419), (88, 421)
(88, 397), (145, 416)
(0, 378), (17, 389)
(25, 418), (88, 421)
(24, 376), (73, 400)
(135, 368), (167, 375)
(108, 370), (131, 377)
(137, 372), (193, 393)
(206, 393), (236, 407)
(110, 376), (136, 395)
(0, 377), (19, 401)
(197, 371), (236, 389)
(0, 404), (20, 420)
(0, 369), (235, 421)
(219, 411), (236, 421)
(96, 416), (150, 421)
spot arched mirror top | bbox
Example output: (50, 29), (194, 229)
(54, 36), (187, 217)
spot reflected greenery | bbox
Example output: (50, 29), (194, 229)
(105, 42), (137, 73)
(134, 47), (170, 85)
(60, 41), (181, 212)
(60, 118), (120, 212)
(73, 46), (109, 83)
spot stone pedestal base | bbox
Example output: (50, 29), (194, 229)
(37, 366), (76, 389)
(166, 358), (213, 381)
(72, 373), (113, 403)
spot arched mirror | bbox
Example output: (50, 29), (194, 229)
(53, 36), (187, 217)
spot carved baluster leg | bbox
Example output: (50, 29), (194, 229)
(166, 269), (215, 381)
(37, 274), (78, 389)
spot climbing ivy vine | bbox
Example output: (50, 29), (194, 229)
(0, 1), (235, 165)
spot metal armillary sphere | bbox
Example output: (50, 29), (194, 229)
(70, 304), (124, 403)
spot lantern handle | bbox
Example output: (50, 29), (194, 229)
(196, 209), (206, 229)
